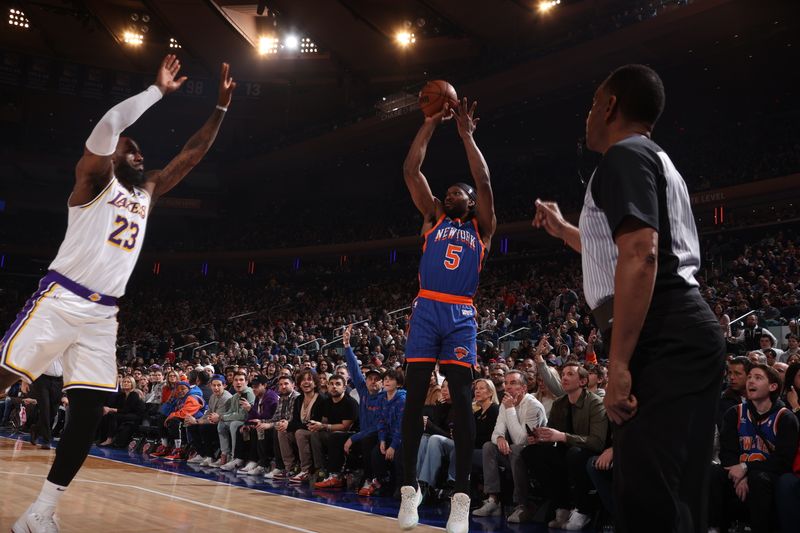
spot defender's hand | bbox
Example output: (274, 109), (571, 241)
(155, 54), (187, 95)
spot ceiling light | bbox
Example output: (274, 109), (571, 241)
(123, 31), (144, 46)
(169, 37), (181, 49)
(394, 31), (416, 48)
(284, 34), (299, 50)
(300, 37), (318, 54)
(8, 8), (30, 29)
(258, 36), (279, 55)
(538, 0), (561, 13)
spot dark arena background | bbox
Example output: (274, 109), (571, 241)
(1, 1), (799, 532)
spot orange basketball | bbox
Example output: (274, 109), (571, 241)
(418, 80), (458, 117)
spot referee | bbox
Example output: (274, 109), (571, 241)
(533, 64), (725, 533)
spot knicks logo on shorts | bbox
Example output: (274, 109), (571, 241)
(454, 346), (469, 360)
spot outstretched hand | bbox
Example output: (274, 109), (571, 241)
(155, 54), (187, 95)
(342, 324), (352, 348)
(532, 198), (568, 240)
(424, 103), (455, 126)
(218, 62), (236, 108)
(452, 97), (479, 139)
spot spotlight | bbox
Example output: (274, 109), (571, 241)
(538, 0), (561, 13)
(394, 31), (415, 48)
(284, 34), (299, 50)
(258, 36), (279, 55)
(169, 37), (181, 49)
(8, 8), (30, 29)
(123, 31), (144, 46)
(300, 37), (318, 54)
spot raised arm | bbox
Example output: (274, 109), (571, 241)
(144, 62), (236, 201)
(533, 199), (582, 253)
(403, 108), (450, 233)
(453, 98), (496, 247)
(72, 55), (188, 206)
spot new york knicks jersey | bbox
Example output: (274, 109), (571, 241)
(49, 177), (150, 297)
(419, 215), (485, 298)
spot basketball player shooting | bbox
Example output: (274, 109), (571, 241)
(397, 98), (496, 533)
(0, 55), (236, 533)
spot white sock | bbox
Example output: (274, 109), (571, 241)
(161, 438), (168, 446)
(30, 480), (66, 515)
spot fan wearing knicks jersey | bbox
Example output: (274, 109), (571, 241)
(2, 55), (236, 533)
(397, 98), (496, 533)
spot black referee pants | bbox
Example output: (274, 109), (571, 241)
(610, 289), (725, 533)
(30, 374), (63, 442)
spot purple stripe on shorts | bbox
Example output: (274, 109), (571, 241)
(1, 276), (52, 347)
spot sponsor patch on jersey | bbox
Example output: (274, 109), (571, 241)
(461, 307), (474, 317)
(454, 346), (469, 360)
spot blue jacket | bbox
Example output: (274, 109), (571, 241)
(378, 388), (406, 450)
(345, 346), (385, 443)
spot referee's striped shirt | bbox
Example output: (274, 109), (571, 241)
(579, 134), (701, 311)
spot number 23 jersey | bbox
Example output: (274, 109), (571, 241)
(49, 177), (150, 298)
(419, 215), (485, 298)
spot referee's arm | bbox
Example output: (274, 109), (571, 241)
(533, 199), (581, 252)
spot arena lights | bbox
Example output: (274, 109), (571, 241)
(169, 37), (181, 49)
(258, 36), (279, 55)
(284, 34), (299, 51)
(123, 31), (144, 46)
(300, 37), (317, 54)
(394, 31), (416, 48)
(538, 0), (561, 13)
(8, 8), (29, 29)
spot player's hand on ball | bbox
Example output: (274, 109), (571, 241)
(155, 54), (187, 95)
(424, 103), (454, 125)
(218, 62), (236, 108)
(453, 97), (479, 139)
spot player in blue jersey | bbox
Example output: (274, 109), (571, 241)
(397, 98), (496, 533)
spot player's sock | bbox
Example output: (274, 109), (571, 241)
(442, 364), (476, 494)
(46, 389), (108, 489)
(400, 361), (435, 490)
(30, 480), (66, 516)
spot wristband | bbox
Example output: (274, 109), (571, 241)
(216, 105), (228, 112)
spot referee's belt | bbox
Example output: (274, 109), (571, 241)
(44, 270), (118, 307)
(417, 289), (473, 306)
(592, 297), (614, 334)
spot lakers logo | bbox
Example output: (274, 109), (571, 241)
(454, 346), (469, 360)
(89, 293), (101, 302)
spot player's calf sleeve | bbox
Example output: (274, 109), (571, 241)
(47, 388), (109, 487)
(443, 365), (477, 494)
(401, 362), (435, 488)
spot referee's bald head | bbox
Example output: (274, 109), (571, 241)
(601, 64), (666, 127)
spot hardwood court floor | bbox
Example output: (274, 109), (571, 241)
(0, 435), (452, 532)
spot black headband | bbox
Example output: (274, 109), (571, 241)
(454, 182), (477, 202)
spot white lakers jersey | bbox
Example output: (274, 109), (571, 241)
(49, 177), (150, 297)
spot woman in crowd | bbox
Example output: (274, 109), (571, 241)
(162, 370), (180, 404)
(97, 376), (146, 447)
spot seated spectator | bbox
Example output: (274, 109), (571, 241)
(780, 335), (800, 363)
(305, 374), (358, 488)
(586, 444), (614, 519)
(224, 375), (279, 473)
(263, 375), (301, 479)
(191, 369), (212, 404)
(488, 364), (506, 398)
(718, 357), (752, 430)
(97, 375), (145, 448)
(161, 370), (179, 404)
(710, 364), (799, 533)
(211, 372), (255, 468)
(417, 379), (453, 497)
(1, 380), (23, 427)
(473, 370), (547, 523)
(342, 326), (385, 488)
(776, 361), (800, 532)
(280, 369), (324, 484)
(524, 362), (609, 530)
(151, 380), (206, 458)
(186, 375), (232, 466)
(585, 364), (605, 398)
(359, 368), (405, 497)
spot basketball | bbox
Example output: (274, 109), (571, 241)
(418, 80), (458, 117)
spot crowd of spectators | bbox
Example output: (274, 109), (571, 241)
(3, 224), (800, 531)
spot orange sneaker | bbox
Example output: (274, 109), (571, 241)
(314, 475), (344, 489)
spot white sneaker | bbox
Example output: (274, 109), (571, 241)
(248, 465), (266, 476)
(208, 457), (226, 468)
(548, 508), (572, 528)
(187, 454), (206, 464)
(220, 458), (244, 471)
(472, 497), (501, 517)
(506, 505), (533, 524)
(264, 468), (283, 479)
(446, 492), (470, 533)
(200, 456), (214, 466)
(564, 509), (592, 530)
(12, 506), (59, 533)
(236, 461), (259, 474)
(397, 485), (423, 530)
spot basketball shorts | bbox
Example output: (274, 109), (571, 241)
(405, 295), (477, 369)
(0, 273), (119, 392)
